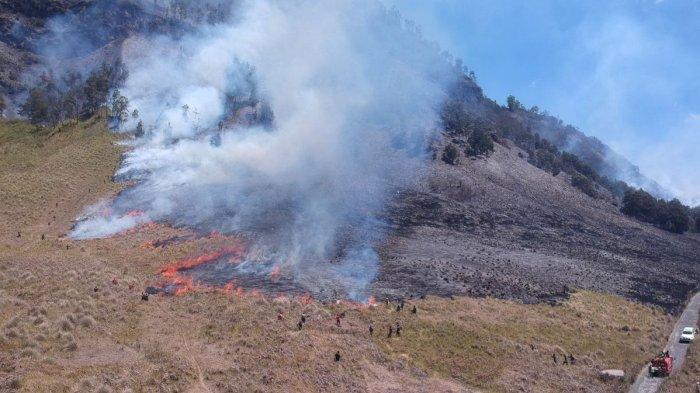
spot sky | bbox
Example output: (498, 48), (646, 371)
(389, 0), (700, 206)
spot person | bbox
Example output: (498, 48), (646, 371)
(411, 305), (417, 314)
(563, 356), (568, 365)
(387, 325), (393, 338)
(297, 320), (303, 331)
(395, 321), (402, 337)
(335, 351), (341, 362)
(141, 293), (149, 301)
(16, 231), (21, 238)
(277, 313), (283, 321)
(569, 354), (575, 365)
(41, 234), (45, 240)
(369, 324), (374, 335)
(552, 353), (557, 364)
(335, 314), (341, 327)
(301, 314), (306, 324)
(396, 304), (401, 312)
(94, 286), (99, 293)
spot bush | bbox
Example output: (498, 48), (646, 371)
(530, 149), (560, 175)
(466, 129), (494, 157)
(442, 144), (459, 165)
(621, 189), (691, 233)
(571, 173), (597, 197)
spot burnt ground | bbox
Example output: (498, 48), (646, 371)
(373, 138), (700, 313)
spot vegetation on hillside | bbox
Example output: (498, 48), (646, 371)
(621, 189), (692, 234)
(441, 76), (697, 234)
(19, 61), (128, 127)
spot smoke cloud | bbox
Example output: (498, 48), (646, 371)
(71, 0), (455, 299)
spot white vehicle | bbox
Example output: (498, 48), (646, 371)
(679, 327), (697, 343)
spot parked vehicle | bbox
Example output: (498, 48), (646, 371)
(648, 352), (673, 377)
(679, 326), (697, 343)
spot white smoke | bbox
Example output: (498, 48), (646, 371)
(71, 0), (455, 299)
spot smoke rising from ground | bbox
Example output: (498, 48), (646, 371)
(71, 0), (455, 299)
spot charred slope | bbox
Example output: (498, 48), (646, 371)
(375, 137), (699, 312)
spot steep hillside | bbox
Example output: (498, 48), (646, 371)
(378, 136), (699, 311)
(0, 118), (678, 393)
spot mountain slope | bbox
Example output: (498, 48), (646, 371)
(377, 134), (699, 311)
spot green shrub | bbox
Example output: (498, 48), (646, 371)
(466, 129), (494, 157)
(571, 173), (597, 198)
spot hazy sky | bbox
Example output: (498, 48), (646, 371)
(390, 0), (700, 205)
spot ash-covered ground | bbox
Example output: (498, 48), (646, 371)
(373, 139), (700, 312)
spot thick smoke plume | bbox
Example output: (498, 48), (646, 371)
(71, 0), (455, 299)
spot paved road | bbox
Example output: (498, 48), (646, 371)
(629, 292), (700, 393)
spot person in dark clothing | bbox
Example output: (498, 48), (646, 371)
(141, 293), (149, 301)
(563, 356), (568, 365)
(301, 314), (306, 324)
(335, 314), (341, 327)
(369, 324), (374, 336)
(387, 325), (393, 338)
(17, 231), (21, 238)
(395, 321), (402, 337)
(411, 305), (417, 314)
(334, 351), (341, 362)
(396, 304), (401, 312)
(569, 354), (575, 365)
(552, 353), (557, 364)
(297, 320), (303, 330)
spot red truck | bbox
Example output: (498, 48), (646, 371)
(648, 352), (673, 377)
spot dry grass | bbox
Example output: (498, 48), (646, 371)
(0, 118), (677, 392)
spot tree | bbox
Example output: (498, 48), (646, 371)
(442, 144), (459, 165)
(20, 76), (62, 125)
(135, 120), (144, 138)
(656, 199), (690, 234)
(621, 189), (659, 223)
(621, 189), (691, 233)
(466, 128), (494, 157)
(83, 67), (111, 114)
(691, 207), (700, 232)
(110, 90), (129, 126)
(507, 95), (523, 111)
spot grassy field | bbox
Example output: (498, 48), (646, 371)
(0, 118), (676, 392)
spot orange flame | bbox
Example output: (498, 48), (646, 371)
(159, 246), (246, 296)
